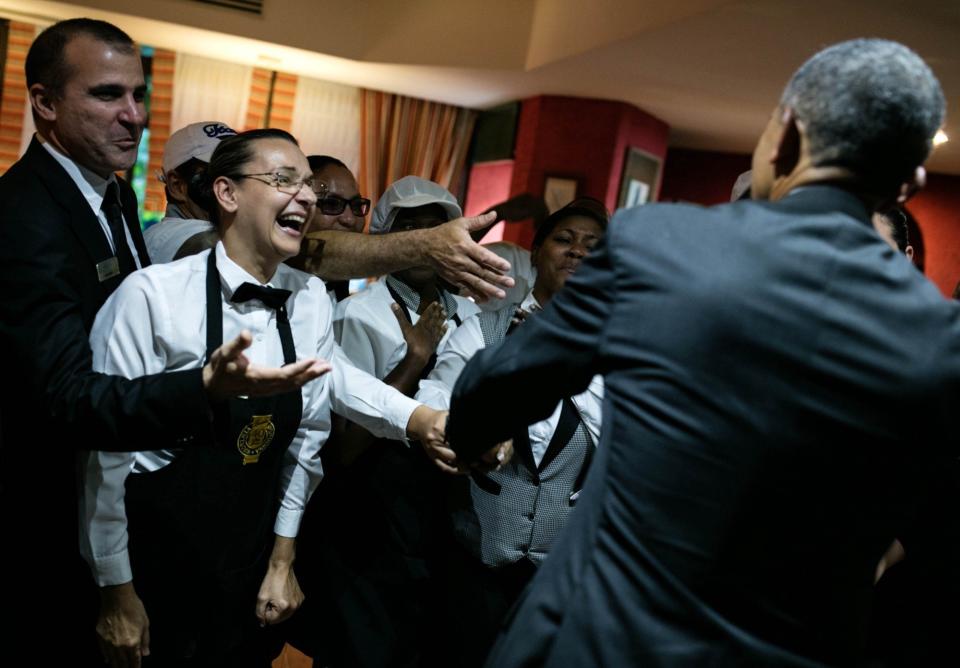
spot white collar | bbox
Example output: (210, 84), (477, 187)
(215, 242), (288, 296)
(40, 137), (116, 217)
(520, 289), (542, 313)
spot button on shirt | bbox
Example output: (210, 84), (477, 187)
(417, 291), (604, 466)
(41, 140), (144, 268)
(79, 242), (421, 585)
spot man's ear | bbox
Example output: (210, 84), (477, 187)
(29, 83), (57, 123)
(165, 170), (188, 205)
(897, 166), (926, 204)
(213, 177), (239, 214)
(772, 107), (802, 179)
(905, 245), (915, 261)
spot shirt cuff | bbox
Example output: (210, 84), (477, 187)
(93, 550), (133, 587)
(274, 507), (304, 538)
(381, 394), (421, 441)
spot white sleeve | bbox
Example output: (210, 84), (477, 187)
(573, 375), (605, 446)
(273, 393), (328, 538)
(324, 337), (420, 440)
(274, 289), (333, 537)
(415, 315), (485, 411)
(80, 274), (168, 586)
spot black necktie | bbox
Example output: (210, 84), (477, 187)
(231, 282), (296, 363)
(101, 182), (137, 277)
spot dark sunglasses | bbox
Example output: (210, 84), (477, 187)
(318, 195), (371, 217)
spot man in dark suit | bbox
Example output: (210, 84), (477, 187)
(0, 19), (327, 664)
(447, 39), (957, 667)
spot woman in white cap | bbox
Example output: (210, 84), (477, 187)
(312, 176), (481, 667)
(336, 175), (480, 469)
(80, 131), (449, 668)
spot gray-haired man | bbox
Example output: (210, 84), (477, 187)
(447, 39), (955, 667)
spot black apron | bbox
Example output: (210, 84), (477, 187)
(124, 250), (303, 666)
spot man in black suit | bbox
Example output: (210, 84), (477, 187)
(447, 39), (956, 667)
(0, 19), (327, 663)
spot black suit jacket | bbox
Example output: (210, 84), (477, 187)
(0, 140), (212, 603)
(448, 186), (960, 667)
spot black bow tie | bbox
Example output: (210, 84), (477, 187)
(230, 282), (292, 310)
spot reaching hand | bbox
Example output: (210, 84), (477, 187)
(407, 406), (463, 474)
(391, 301), (447, 363)
(423, 212), (514, 302)
(96, 582), (150, 668)
(203, 331), (332, 401)
(473, 440), (513, 473)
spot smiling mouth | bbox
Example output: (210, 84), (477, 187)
(276, 214), (306, 236)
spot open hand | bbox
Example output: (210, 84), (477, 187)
(203, 331), (331, 401)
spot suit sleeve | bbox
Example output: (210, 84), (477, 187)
(0, 180), (211, 452)
(447, 226), (619, 461)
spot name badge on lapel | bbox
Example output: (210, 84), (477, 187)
(96, 257), (120, 282)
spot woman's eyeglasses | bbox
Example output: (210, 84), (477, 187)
(237, 171), (327, 196)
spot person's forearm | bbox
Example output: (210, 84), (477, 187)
(303, 230), (429, 280)
(337, 351), (430, 464)
(269, 535), (296, 568)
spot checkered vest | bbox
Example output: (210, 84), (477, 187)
(448, 307), (594, 568)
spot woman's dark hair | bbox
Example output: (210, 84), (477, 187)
(532, 196), (609, 249)
(198, 128), (299, 225)
(307, 155), (348, 173)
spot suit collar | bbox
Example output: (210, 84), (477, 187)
(22, 137), (149, 273)
(777, 184), (871, 223)
(23, 138), (114, 267)
(40, 139), (115, 216)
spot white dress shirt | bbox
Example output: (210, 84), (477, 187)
(79, 243), (421, 585)
(335, 277), (480, 380)
(41, 139), (144, 268)
(417, 291), (603, 466)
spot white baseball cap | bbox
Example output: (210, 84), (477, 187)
(370, 176), (462, 234)
(161, 121), (237, 174)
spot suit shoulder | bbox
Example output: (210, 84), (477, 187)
(0, 161), (57, 218)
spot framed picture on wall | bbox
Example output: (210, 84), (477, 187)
(544, 176), (578, 214)
(617, 147), (662, 210)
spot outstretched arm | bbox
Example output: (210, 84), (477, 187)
(299, 212), (514, 301)
(446, 230), (619, 462)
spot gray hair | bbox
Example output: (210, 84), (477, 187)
(781, 39), (945, 192)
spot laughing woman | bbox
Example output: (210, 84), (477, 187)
(79, 129), (447, 668)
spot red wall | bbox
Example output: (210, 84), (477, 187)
(658, 147), (960, 297)
(659, 148), (752, 205)
(907, 172), (960, 297)
(505, 95), (669, 248)
(462, 159), (515, 243)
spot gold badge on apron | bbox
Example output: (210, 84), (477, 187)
(237, 414), (276, 465)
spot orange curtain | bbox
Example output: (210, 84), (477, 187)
(359, 89), (477, 221)
(0, 21), (36, 177)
